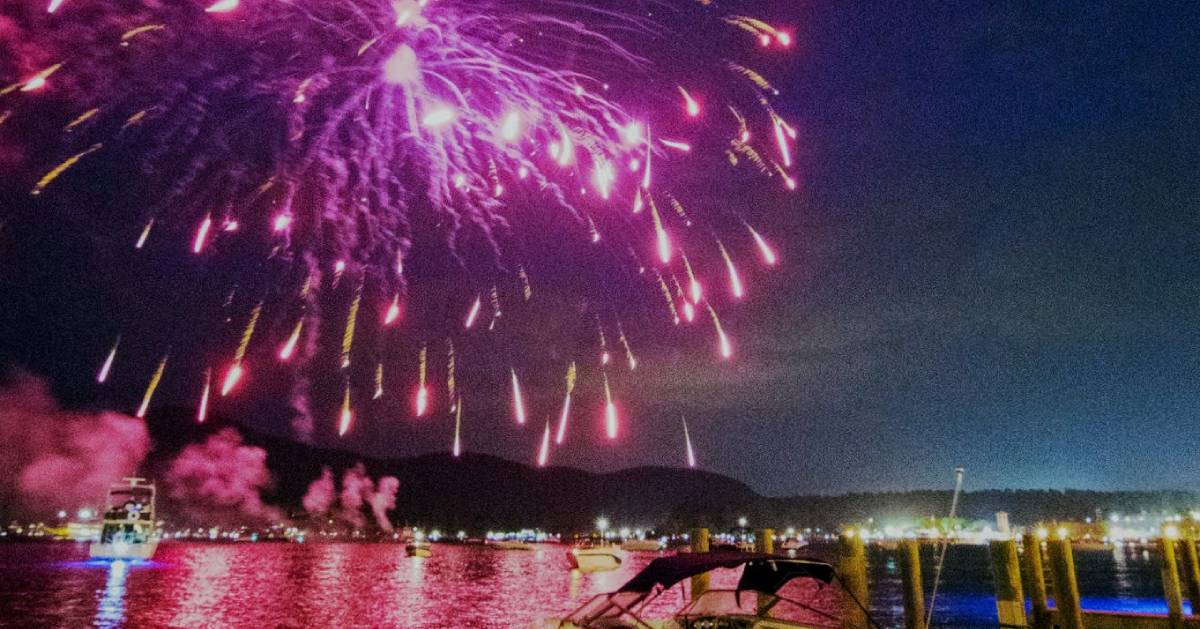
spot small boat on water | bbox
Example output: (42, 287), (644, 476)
(405, 541), (432, 558)
(619, 538), (663, 552)
(549, 552), (853, 628)
(89, 478), (159, 561)
(492, 540), (536, 551)
(567, 540), (625, 572)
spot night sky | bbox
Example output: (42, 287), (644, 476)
(1, 0), (1197, 496)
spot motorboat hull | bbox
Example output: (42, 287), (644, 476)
(89, 540), (159, 561)
(567, 547), (623, 572)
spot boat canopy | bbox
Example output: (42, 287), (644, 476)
(618, 552), (836, 595)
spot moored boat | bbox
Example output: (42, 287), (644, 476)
(566, 540), (625, 572)
(619, 538), (663, 552)
(405, 541), (432, 557)
(492, 540), (536, 551)
(89, 478), (159, 561)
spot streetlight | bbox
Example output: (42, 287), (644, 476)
(737, 516), (748, 528)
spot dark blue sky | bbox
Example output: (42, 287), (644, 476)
(1, 0), (1197, 495)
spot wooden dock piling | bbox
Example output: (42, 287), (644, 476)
(989, 539), (1027, 628)
(838, 531), (869, 629)
(1021, 532), (1050, 629)
(1182, 532), (1200, 616)
(899, 539), (925, 629)
(1160, 529), (1185, 628)
(690, 527), (710, 600)
(757, 528), (774, 554)
(1046, 536), (1084, 629)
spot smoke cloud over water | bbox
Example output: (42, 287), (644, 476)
(164, 428), (284, 525)
(303, 463), (398, 532)
(0, 370), (150, 516)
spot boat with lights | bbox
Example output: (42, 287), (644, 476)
(567, 539), (625, 572)
(89, 478), (159, 560)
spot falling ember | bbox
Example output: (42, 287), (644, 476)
(451, 398), (463, 457)
(706, 304), (734, 359)
(136, 355), (168, 419)
(96, 337), (119, 383)
(746, 224), (778, 266)
(617, 322), (637, 370)
(19, 63), (62, 93)
(134, 219), (154, 249)
(537, 420), (551, 467)
(384, 294), (401, 325)
(518, 266), (532, 301)
(220, 362), (244, 396)
(660, 139), (692, 152)
(373, 362), (384, 400)
(341, 282), (362, 369)
(500, 110), (521, 141)
(511, 369), (526, 425)
(683, 417), (697, 468)
(681, 252), (703, 303)
(554, 362), (577, 445)
(445, 338), (456, 409)
(197, 369), (211, 424)
(337, 385), (353, 436)
(279, 319), (303, 361)
(192, 215), (212, 254)
(649, 196), (672, 264)
(205, 0), (238, 13)
(717, 240), (745, 299)
(773, 116), (793, 168)
(414, 345), (428, 417)
(463, 295), (482, 329)
(30, 143), (102, 196)
(603, 373), (618, 440)
(678, 86), (701, 117)
(272, 214), (292, 232)
(46, 0), (65, 13)
(682, 300), (696, 323)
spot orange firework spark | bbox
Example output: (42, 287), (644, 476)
(279, 318), (303, 361)
(30, 143), (102, 196)
(135, 354), (167, 418)
(340, 281), (362, 368)
(373, 362), (384, 399)
(222, 301), (261, 395)
(414, 344), (428, 417)
(451, 397), (463, 457)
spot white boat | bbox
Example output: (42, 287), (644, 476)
(552, 552), (853, 628)
(620, 538), (663, 552)
(89, 478), (159, 561)
(492, 540), (536, 551)
(567, 541), (625, 572)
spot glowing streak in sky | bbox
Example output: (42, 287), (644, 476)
(414, 344), (428, 417)
(338, 384), (353, 436)
(464, 295), (481, 329)
(341, 282), (361, 368)
(746, 223), (778, 266)
(374, 362), (384, 399)
(134, 219), (153, 249)
(451, 398), (462, 457)
(511, 369), (526, 425)
(500, 111), (521, 141)
(220, 363), (243, 396)
(717, 240), (744, 299)
(97, 337), (119, 383)
(446, 338), (456, 410)
(554, 362), (576, 445)
(678, 86), (701, 117)
(205, 0), (238, 14)
(773, 116), (793, 167)
(603, 372), (618, 440)
(681, 252), (703, 303)
(222, 301), (261, 396)
(136, 354), (167, 418)
(47, 0), (65, 13)
(649, 195), (672, 264)
(384, 294), (401, 325)
(279, 319), (303, 361)
(706, 304), (733, 359)
(192, 215), (212, 254)
(617, 322), (637, 370)
(537, 420), (551, 467)
(30, 143), (101, 196)
(197, 368), (211, 423)
(683, 417), (697, 468)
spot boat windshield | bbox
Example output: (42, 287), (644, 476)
(674, 590), (838, 628)
(562, 590), (657, 628)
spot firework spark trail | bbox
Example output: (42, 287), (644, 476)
(717, 239), (744, 299)
(554, 361), (577, 445)
(537, 419), (551, 467)
(192, 215), (212, 254)
(197, 368), (211, 423)
(222, 301), (262, 395)
(597, 317), (610, 365)
(414, 344), (428, 417)
(746, 223), (778, 266)
(97, 336), (119, 383)
(617, 321), (637, 370)
(463, 295), (481, 329)
(681, 250), (703, 303)
(340, 281), (362, 369)
(682, 416), (696, 468)
(603, 371), (618, 440)
(384, 294), (401, 325)
(373, 362), (384, 399)
(134, 218), (154, 249)
(30, 143), (101, 196)
(451, 396), (462, 457)
(279, 319), (304, 361)
(510, 368), (526, 425)
(706, 303), (733, 359)
(338, 382), (353, 436)
(445, 338), (456, 412)
(136, 354), (168, 418)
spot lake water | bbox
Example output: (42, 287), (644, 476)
(0, 542), (1180, 627)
